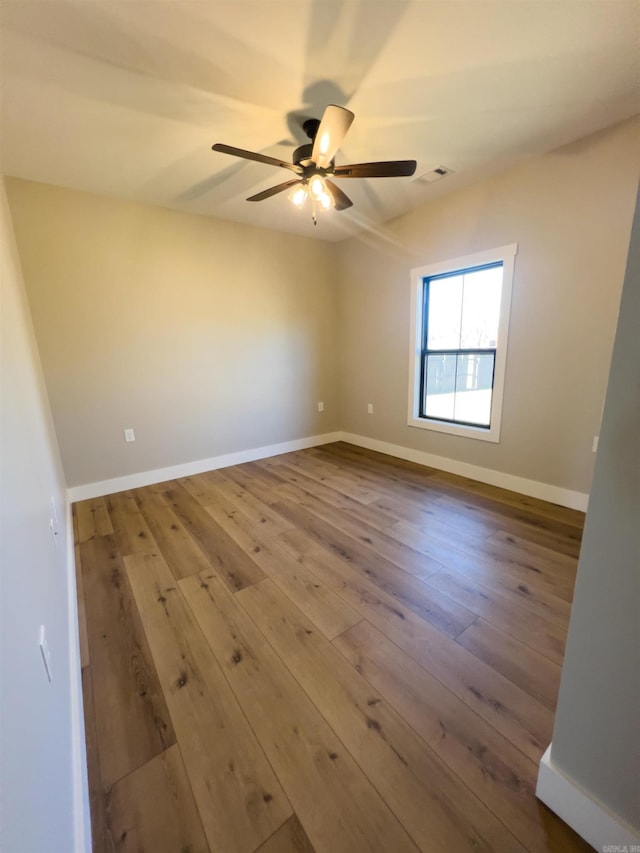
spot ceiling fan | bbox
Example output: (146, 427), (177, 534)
(212, 105), (417, 223)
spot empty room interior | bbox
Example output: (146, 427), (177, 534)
(1, 2), (639, 852)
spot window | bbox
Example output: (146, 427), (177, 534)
(408, 244), (517, 442)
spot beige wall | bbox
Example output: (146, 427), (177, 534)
(7, 119), (639, 496)
(0, 178), (86, 850)
(6, 180), (339, 487)
(336, 119), (639, 494)
(548, 187), (640, 838)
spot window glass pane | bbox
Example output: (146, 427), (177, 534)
(453, 352), (494, 426)
(424, 353), (456, 420)
(426, 275), (463, 350)
(460, 266), (502, 349)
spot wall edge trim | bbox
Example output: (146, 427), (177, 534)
(67, 432), (343, 501)
(339, 432), (589, 511)
(537, 744), (640, 849)
(66, 502), (91, 851)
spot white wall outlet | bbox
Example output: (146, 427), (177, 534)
(592, 436), (599, 453)
(124, 428), (135, 443)
(39, 625), (53, 683)
(317, 401), (324, 412)
(367, 403), (374, 414)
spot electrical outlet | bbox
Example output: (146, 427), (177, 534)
(592, 436), (599, 453)
(317, 401), (324, 412)
(367, 403), (374, 414)
(124, 428), (135, 443)
(39, 625), (53, 682)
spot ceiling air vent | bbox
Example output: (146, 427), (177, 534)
(413, 165), (454, 184)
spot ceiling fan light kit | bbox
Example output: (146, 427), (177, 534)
(287, 176), (334, 224)
(212, 104), (417, 225)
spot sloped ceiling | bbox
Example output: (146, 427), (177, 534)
(1, 0), (638, 241)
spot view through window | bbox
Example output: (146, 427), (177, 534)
(421, 263), (503, 428)
(408, 244), (516, 443)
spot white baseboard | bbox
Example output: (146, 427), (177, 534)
(537, 745), (640, 850)
(65, 502), (91, 852)
(339, 432), (589, 511)
(67, 432), (342, 502)
(68, 429), (589, 510)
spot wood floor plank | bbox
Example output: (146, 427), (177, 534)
(423, 543), (574, 628)
(203, 497), (362, 640)
(265, 463), (397, 530)
(131, 486), (214, 580)
(124, 551), (291, 853)
(162, 481), (265, 592)
(178, 472), (230, 506)
(179, 570), (417, 853)
(272, 499), (477, 639)
(104, 745), (209, 853)
(80, 534), (175, 787)
(456, 619), (562, 711)
(105, 490), (156, 555)
(424, 568), (567, 666)
(271, 481), (444, 581)
(435, 494), (583, 557)
(314, 449), (563, 548)
(487, 529), (579, 576)
(276, 529), (553, 763)
(372, 482), (582, 561)
(447, 526), (578, 596)
(220, 465), (282, 505)
(238, 578), (526, 853)
(81, 667), (112, 853)
(375, 492), (499, 540)
(180, 470), (292, 537)
(75, 542), (90, 669)
(255, 816), (316, 853)
(427, 468), (586, 528)
(383, 520), (573, 627)
(205, 474), (295, 538)
(257, 456), (384, 505)
(377, 517), (498, 577)
(310, 452), (453, 518)
(333, 620), (591, 852)
(317, 444), (585, 556)
(277, 449), (404, 497)
(75, 495), (114, 542)
(314, 443), (439, 490)
(239, 460), (291, 487)
(389, 519), (576, 602)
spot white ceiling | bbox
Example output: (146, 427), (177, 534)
(1, 1), (638, 241)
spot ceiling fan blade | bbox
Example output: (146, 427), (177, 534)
(246, 179), (301, 202)
(311, 105), (355, 169)
(333, 160), (417, 178)
(212, 143), (302, 174)
(325, 179), (353, 211)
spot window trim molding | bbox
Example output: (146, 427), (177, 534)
(408, 243), (518, 443)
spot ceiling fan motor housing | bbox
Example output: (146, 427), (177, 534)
(294, 118), (323, 168)
(292, 143), (314, 167)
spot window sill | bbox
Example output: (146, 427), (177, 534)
(407, 414), (500, 443)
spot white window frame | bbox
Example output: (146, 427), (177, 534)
(408, 243), (517, 443)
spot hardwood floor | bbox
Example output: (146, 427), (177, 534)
(74, 442), (592, 853)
